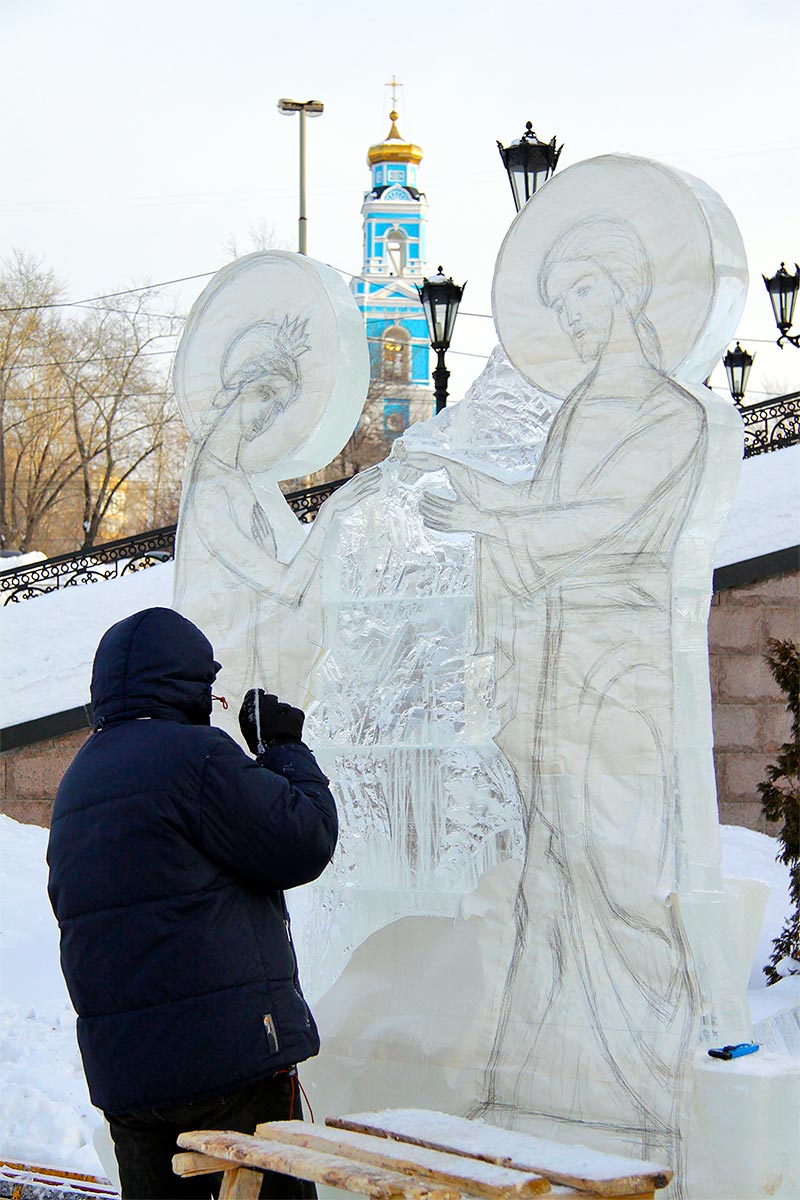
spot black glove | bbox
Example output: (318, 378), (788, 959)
(239, 688), (305, 755)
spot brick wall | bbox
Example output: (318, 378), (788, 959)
(2, 567), (798, 832)
(710, 569), (800, 832)
(0, 729), (88, 827)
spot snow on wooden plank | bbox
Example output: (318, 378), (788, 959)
(328, 1111), (672, 1196)
(254, 1120), (551, 1198)
(175, 1130), (460, 1200)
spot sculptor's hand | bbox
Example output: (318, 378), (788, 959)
(239, 688), (304, 754)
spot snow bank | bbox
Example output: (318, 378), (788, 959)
(0, 816), (103, 1174)
(715, 442), (799, 567)
(0, 562), (173, 728)
(720, 824), (793, 989)
(0, 813), (793, 1175)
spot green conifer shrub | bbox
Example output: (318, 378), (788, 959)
(758, 638), (799, 984)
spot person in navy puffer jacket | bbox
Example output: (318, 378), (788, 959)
(47, 607), (337, 1200)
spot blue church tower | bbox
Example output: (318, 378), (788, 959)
(351, 104), (433, 440)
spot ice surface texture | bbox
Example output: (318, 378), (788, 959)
(170, 164), (758, 1195)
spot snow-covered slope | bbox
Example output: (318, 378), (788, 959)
(0, 562), (173, 728)
(716, 443), (799, 567)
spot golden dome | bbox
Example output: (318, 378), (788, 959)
(367, 110), (423, 166)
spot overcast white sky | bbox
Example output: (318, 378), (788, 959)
(1, 0), (797, 404)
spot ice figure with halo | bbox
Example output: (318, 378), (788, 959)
(172, 250), (379, 729)
(306, 156), (763, 1193)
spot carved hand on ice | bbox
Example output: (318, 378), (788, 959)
(419, 472), (483, 534)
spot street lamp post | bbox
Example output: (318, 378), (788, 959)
(763, 262), (800, 349)
(417, 267), (466, 414)
(723, 341), (755, 404)
(277, 98), (324, 254)
(497, 121), (562, 212)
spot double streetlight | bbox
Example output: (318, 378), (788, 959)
(277, 98), (324, 255)
(722, 262), (799, 405)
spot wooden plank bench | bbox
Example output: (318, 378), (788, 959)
(174, 1108), (672, 1199)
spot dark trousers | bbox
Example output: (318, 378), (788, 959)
(106, 1072), (317, 1200)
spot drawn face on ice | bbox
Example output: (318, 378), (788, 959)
(538, 218), (661, 373)
(542, 260), (619, 362)
(172, 251), (370, 483)
(217, 317), (310, 465)
(493, 155), (748, 398)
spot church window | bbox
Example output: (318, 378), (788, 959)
(384, 399), (410, 440)
(386, 229), (406, 275)
(382, 325), (411, 382)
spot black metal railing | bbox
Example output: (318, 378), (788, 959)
(740, 390), (800, 458)
(0, 477), (349, 606)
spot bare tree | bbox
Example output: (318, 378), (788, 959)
(0, 251), (186, 556)
(0, 252), (83, 551)
(54, 292), (183, 548)
(223, 220), (283, 262)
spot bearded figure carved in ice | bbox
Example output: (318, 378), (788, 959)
(305, 157), (751, 1193)
(299, 343), (561, 995)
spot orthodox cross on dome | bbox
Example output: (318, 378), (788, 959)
(386, 74), (402, 112)
(385, 75), (405, 137)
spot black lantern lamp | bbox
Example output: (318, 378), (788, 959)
(417, 267), (466, 414)
(497, 122), (562, 212)
(763, 262), (800, 348)
(723, 341), (755, 404)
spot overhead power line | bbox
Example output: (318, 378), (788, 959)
(0, 271), (218, 315)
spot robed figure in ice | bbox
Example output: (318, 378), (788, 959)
(398, 158), (748, 1171)
(172, 251), (378, 729)
(308, 157), (748, 1187)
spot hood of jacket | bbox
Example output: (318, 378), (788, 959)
(91, 607), (219, 729)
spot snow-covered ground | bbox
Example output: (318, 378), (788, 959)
(0, 813), (793, 1177)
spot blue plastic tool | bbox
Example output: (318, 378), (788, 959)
(708, 1042), (760, 1060)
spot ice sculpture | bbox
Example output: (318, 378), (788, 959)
(301, 156), (763, 1194)
(172, 251), (375, 730)
(298, 344), (561, 994)
(170, 165), (797, 1197)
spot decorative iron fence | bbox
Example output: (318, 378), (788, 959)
(740, 390), (800, 458)
(0, 477), (349, 606)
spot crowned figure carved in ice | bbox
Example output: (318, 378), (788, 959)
(172, 251), (379, 736)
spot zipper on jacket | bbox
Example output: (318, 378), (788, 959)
(262, 1012), (280, 1054)
(283, 908), (312, 1028)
